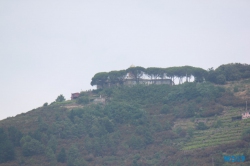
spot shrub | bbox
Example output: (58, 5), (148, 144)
(196, 122), (208, 130)
(234, 86), (239, 92)
(67, 145), (87, 166)
(57, 148), (67, 163)
(161, 105), (170, 114)
(89, 123), (107, 137)
(179, 130), (187, 137)
(187, 128), (194, 137)
(213, 120), (223, 128)
(201, 106), (223, 117)
(136, 125), (145, 135)
(0, 140), (15, 163)
(218, 93), (245, 107)
(216, 74), (226, 84)
(56, 94), (65, 102)
(100, 117), (114, 133)
(0, 128), (15, 163)
(178, 104), (196, 118)
(164, 121), (172, 130)
(104, 102), (144, 124)
(48, 136), (57, 153)
(7, 126), (23, 147)
(143, 131), (154, 145)
(242, 128), (250, 141)
(20, 135), (44, 156)
(127, 135), (144, 150)
(76, 96), (89, 104)
(45, 147), (56, 163)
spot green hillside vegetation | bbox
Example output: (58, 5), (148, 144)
(91, 63), (250, 87)
(0, 63), (250, 166)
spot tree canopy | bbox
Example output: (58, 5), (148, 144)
(90, 65), (207, 88)
(55, 95), (65, 102)
(126, 66), (145, 83)
(90, 63), (250, 88)
(206, 63), (250, 84)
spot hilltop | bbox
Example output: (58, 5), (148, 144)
(0, 63), (250, 166)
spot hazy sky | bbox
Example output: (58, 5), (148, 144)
(0, 1), (249, 120)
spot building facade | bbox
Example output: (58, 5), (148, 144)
(97, 78), (173, 89)
(71, 93), (80, 100)
(242, 112), (250, 119)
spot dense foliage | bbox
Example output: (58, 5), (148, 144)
(91, 66), (207, 88)
(55, 94), (66, 102)
(0, 128), (15, 163)
(0, 63), (250, 165)
(206, 63), (250, 84)
(91, 63), (250, 88)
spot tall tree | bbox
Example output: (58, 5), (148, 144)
(67, 145), (87, 166)
(56, 95), (65, 102)
(183, 66), (194, 82)
(108, 70), (127, 85)
(145, 67), (161, 80)
(126, 66), (145, 84)
(7, 126), (23, 147)
(166, 67), (178, 84)
(91, 72), (108, 88)
(193, 68), (207, 83)
(0, 128), (15, 163)
(116, 70), (127, 84)
(176, 67), (186, 84)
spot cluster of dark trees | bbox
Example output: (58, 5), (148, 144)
(0, 127), (22, 163)
(91, 66), (207, 88)
(91, 63), (250, 88)
(206, 63), (250, 84)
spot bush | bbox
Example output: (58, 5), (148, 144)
(187, 128), (194, 137)
(45, 147), (56, 163)
(242, 128), (250, 141)
(218, 93), (245, 107)
(213, 120), (223, 128)
(0, 140), (15, 163)
(67, 145), (87, 166)
(56, 94), (65, 102)
(0, 128), (15, 163)
(234, 86), (239, 92)
(127, 135), (144, 150)
(216, 74), (226, 84)
(57, 148), (67, 163)
(196, 122), (208, 130)
(161, 105), (170, 114)
(104, 102), (144, 124)
(201, 106), (223, 117)
(143, 131), (154, 145)
(76, 96), (89, 104)
(164, 121), (171, 130)
(100, 117), (114, 133)
(20, 135), (44, 156)
(7, 126), (23, 147)
(48, 136), (57, 153)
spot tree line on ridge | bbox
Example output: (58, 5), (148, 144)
(91, 63), (250, 88)
(91, 66), (206, 88)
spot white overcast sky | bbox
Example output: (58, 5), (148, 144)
(0, 0), (249, 120)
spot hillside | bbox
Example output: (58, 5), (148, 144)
(1, 64), (250, 166)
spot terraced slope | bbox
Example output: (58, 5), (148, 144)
(182, 108), (250, 150)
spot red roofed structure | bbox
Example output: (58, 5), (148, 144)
(71, 93), (80, 100)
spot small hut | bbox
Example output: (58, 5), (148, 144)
(71, 93), (80, 100)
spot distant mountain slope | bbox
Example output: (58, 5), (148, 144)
(1, 66), (250, 166)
